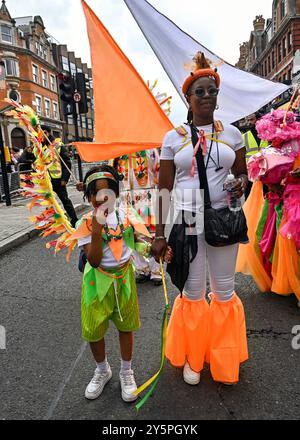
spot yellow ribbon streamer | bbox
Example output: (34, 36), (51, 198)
(134, 258), (170, 409)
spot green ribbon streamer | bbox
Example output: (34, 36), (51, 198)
(135, 305), (170, 411)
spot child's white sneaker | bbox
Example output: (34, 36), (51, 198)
(85, 366), (112, 400)
(183, 362), (201, 385)
(119, 369), (138, 402)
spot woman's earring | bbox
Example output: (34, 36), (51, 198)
(215, 104), (219, 110)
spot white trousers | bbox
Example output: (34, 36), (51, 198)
(184, 234), (239, 302)
(133, 251), (162, 280)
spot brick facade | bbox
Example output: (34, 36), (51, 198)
(236, 0), (300, 87)
(0, 0), (94, 151)
(0, 3), (64, 148)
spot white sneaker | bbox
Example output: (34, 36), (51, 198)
(85, 366), (112, 400)
(119, 369), (138, 402)
(183, 362), (201, 385)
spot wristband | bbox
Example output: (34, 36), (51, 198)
(154, 236), (167, 241)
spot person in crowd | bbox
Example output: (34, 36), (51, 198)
(41, 126), (78, 228)
(112, 151), (162, 286)
(11, 147), (21, 171)
(152, 52), (249, 386)
(68, 165), (155, 401)
(18, 145), (36, 173)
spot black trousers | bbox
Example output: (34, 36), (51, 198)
(51, 179), (78, 228)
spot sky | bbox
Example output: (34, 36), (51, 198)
(6, 0), (273, 124)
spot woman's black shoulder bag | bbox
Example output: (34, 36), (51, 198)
(190, 124), (248, 247)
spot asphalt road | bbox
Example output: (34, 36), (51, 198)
(0, 237), (300, 420)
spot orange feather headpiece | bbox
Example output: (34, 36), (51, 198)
(182, 52), (221, 95)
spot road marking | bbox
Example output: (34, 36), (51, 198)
(44, 342), (87, 420)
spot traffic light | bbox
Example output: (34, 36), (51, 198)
(57, 72), (75, 115)
(75, 72), (89, 114)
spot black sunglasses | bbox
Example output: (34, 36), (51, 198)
(189, 86), (219, 98)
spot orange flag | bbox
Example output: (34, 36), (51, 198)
(75, 0), (173, 162)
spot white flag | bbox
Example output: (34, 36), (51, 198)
(123, 0), (289, 124)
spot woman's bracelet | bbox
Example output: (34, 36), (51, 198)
(154, 236), (167, 241)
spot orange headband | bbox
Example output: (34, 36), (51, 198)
(182, 68), (221, 95)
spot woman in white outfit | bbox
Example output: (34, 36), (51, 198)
(152, 53), (249, 386)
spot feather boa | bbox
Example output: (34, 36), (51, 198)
(5, 99), (77, 261)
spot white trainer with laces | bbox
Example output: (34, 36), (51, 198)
(183, 362), (201, 385)
(85, 366), (112, 400)
(119, 369), (138, 402)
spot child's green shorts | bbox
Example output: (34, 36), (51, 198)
(81, 263), (140, 342)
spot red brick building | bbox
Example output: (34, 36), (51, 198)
(237, 1), (300, 85)
(0, 0), (63, 149)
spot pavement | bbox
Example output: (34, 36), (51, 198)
(0, 189), (300, 420)
(0, 184), (89, 256)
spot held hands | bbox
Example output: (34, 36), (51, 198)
(151, 237), (173, 263)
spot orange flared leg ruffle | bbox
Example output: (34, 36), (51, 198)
(271, 228), (300, 300)
(207, 293), (249, 384)
(165, 295), (210, 373)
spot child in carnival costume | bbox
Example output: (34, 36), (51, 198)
(112, 149), (162, 286)
(68, 164), (154, 402)
(236, 110), (300, 306)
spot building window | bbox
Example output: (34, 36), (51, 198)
(272, 51), (275, 69)
(1, 25), (12, 44)
(280, 0), (287, 20)
(50, 74), (56, 91)
(278, 43), (282, 63)
(43, 48), (48, 61)
(70, 62), (76, 76)
(8, 89), (20, 103)
(67, 115), (73, 125)
(61, 56), (69, 72)
(42, 70), (48, 88)
(273, 9), (277, 34)
(4, 59), (19, 77)
(288, 32), (292, 52)
(87, 118), (93, 130)
(264, 60), (267, 76)
(35, 95), (42, 115)
(53, 102), (59, 120)
(44, 99), (51, 118)
(32, 64), (39, 83)
(283, 37), (287, 58)
(268, 56), (271, 74)
(81, 116), (86, 129)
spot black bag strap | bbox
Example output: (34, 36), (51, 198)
(190, 124), (212, 209)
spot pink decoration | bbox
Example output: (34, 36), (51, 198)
(256, 110), (300, 145)
(280, 183), (300, 249)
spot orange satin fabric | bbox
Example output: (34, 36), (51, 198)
(207, 294), (248, 383)
(165, 293), (248, 382)
(75, 1), (173, 162)
(165, 295), (210, 374)
(236, 181), (300, 300)
(236, 181), (272, 292)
